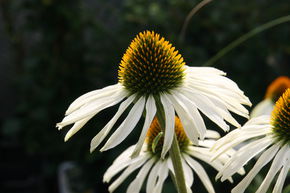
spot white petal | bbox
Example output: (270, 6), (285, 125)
(198, 140), (216, 148)
(186, 146), (234, 182)
(132, 95), (156, 158)
(66, 84), (123, 115)
(167, 93), (199, 144)
(160, 94), (175, 159)
(205, 130), (221, 139)
(108, 156), (149, 193)
(272, 148), (290, 193)
(218, 137), (273, 181)
(173, 90), (208, 138)
(152, 161), (169, 193)
(167, 158), (175, 175)
(180, 88), (229, 132)
(181, 155), (194, 187)
(184, 154), (215, 193)
(146, 160), (162, 193)
(232, 144), (280, 193)
(101, 96), (146, 151)
(126, 158), (155, 193)
(90, 94), (136, 152)
(250, 98), (274, 118)
(65, 115), (93, 141)
(104, 145), (141, 182)
(184, 82), (250, 118)
(57, 89), (127, 127)
(212, 129), (271, 160)
(256, 144), (289, 193)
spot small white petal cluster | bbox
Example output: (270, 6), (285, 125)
(212, 116), (290, 193)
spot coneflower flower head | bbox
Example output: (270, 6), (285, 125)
(104, 116), (242, 193)
(119, 31), (185, 95)
(146, 117), (190, 157)
(57, 30), (251, 158)
(213, 88), (290, 193)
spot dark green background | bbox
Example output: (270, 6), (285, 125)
(0, 0), (289, 193)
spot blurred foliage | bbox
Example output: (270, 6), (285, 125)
(0, 0), (289, 193)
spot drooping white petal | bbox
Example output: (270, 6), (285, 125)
(101, 96), (146, 151)
(152, 161), (169, 193)
(108, 155), (149, 193)
(204, 96), (241, 127)
(167, 93), (199, 144)
(218, 137), (273, 181)
(66, 84), (124, 115)
(205, 130), (221, 139)
(184, 80), (250, 118)
(232, 144), (280, 193)
(104, 146), (147, 182)
(172, 90), (208, 138)
(256, 145), (289, 193)
(64, 115), (93, 141)
(90, 95), (136, 152)
(186, 70), (250, 105)
(167, 157), (175, 175)
(272, 148), (290, 193)
(180, 88), (229, 132)
(181, 155), (194, 187)
(184, 154), (215, 193)
(126, 158), (155, 193)
(57, 89), (127, 128)
(212, 129), (271, 160)
(132, 95), (156, 158)
(146, 160), (162, 193)
(160, 94), (175, 159)
(198, 140), (217, 148)
(186, 146), (234, 182)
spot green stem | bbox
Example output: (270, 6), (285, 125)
(155, 97), (187, 193)
(204, 15), (290, 66)
(169, 134), (188, 193)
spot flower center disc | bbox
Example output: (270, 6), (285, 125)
(271, 88), (290, 145)
(146, 117), (190, 156)
(118, 31), (185, 95)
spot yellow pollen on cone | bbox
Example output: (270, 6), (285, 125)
(271, 88), (290, 145)
(118, 31), (185, 95)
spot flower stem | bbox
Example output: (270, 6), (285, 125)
(204, 15), (290, 66)
(169, 134), (188, 193)
(155, 97), (187, 193)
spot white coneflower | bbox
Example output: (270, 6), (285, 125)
(104, 117), (244, 193)
(57, 30), (251, 158)
(250, 76), (290, 118)
(212, 88), (290, 193)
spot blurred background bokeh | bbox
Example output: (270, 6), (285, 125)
(0, 0), (289, 193)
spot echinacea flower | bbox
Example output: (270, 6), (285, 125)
(104, 117), (244, 193)
(57, 30), (251, 158)
(250, 76), (290, 118)
(212, 88), (290, 193)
